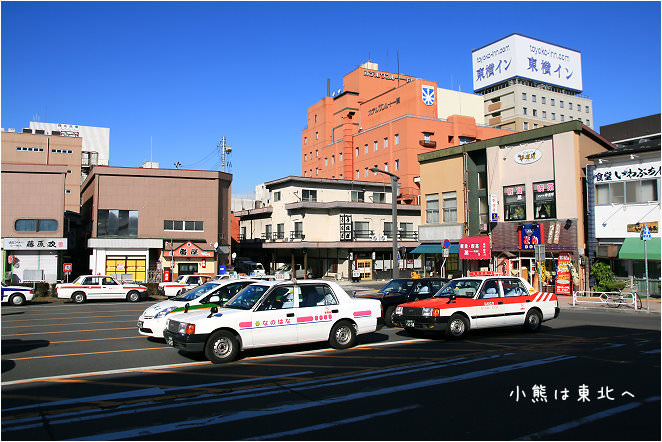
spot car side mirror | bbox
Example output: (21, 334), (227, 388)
(447, 294), (456, 304)
(208, 306), (218, 317)
(209, 295), (220, 304)
(184, 303), (190, 313)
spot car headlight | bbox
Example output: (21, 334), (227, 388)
(154, 306), (177, 319)
(395, 306), (403, 315)
(422, 308), (433, 317)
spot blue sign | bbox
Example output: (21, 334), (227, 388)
(642, 225), (652, 241)
(519, 224), (542, 250)
(442, 239), (451, 248)
(218, 265), (226, 275)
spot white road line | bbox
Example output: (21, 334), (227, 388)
(0, 337), (424, 386)
(244, 405), (421, 440)
(517, 396), (660, 440)
(65, 355), (574, 440)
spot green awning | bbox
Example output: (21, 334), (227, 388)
(618, 238), (661, 260)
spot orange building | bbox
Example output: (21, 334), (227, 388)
(302, 62), (513, 203)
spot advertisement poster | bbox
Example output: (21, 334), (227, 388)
(555, 255), (572, 295)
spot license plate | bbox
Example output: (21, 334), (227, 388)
(137, 321), (143, 328)
(405, 320), (414, 327)
(166, 336), (174, 346)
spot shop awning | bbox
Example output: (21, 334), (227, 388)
(410, 244), (459, 254)
(618, 238), (661, 261)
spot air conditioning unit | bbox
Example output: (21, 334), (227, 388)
(370, 235), (378, 241)
(380, 235), (387, 241)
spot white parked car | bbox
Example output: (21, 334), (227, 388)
(1, 282), (34, 306)
(274, 264), (312, 280)
(163, 280), (382, 363)
(138, 279), (259, 338)
(56, 275), (147, 304)
(158, 274), (212, 297)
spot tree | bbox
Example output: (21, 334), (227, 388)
(591, 261), (625, 292)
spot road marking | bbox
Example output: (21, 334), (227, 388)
(3, 320), (137, 328)
(59, 355), (575, 440)
(245, 405), (421, 440)
(2, 327), (135, 337)
(517, 396), (661, 440)
(1, 314), (140, 323)
(8, 346), (171, 361)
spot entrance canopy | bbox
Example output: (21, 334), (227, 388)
(618, 238), (661, 261)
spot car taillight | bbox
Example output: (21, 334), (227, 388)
(185, 324), (196, 335)
(432, 308), (441, 317)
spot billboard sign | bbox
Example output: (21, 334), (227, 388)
(472, 34), (583, 92)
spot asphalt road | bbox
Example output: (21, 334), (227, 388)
(1, 296), (660, 440)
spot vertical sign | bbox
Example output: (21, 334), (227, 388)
(340, 214), (353, 241)
(489, 194), (499, 222)
(555, 255), (572, 295)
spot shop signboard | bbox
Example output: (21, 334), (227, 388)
(555, 255), (572, 295)
(519, 224), (544, 250)
(459, 236), (490, 260)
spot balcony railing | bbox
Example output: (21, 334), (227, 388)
(289, 231), (305, 241)
(419, 139), (437, 148)
(353, 230), (374, 240)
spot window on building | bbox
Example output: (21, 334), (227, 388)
(304, 137), (307, 145)
(532, 109), (537, 117)
(395, 134), (399, 145)
(423, 132), (432, 142)
(586, 106), (590, 113)
(339, 153), (343, 162)
(503, 185), (526, 221)
(356, 170), (360, 179)
(551, 98), (555, 106)
(164, 219), (203, 232)
(478, 171), (487, 189)
(586, 120), (590, 126)
(304, 153), (307, 161)
(302, 189), (317, 202)
(532, 95), (537, 102)
(294, 221), (304, 239)
(541, 97), (546, 104)
(560, 115), (565, 122)
(373, 192), (386, 203)
(374, 141), (378, 151)
(523, 107), (527, 115)
(315, 132), (319, 140)
(560, 101), (564, 108)
(356, 147), (359, 157)
(265, 224), (273, 239)
(533, 123), (538, 128)
(459, 137), (474, 145)
(14, 219), (58, 232)
(384, 162), (389, 172)
(534, 181), (557, 219)
(315, 168), (319, 176)
(552, 113), (556, 120)
(400, 222), (414, 239)
(273, 191), (281, 202)
(384, 137), (389, 148)
(395, 159), (399, 170)
(364, 167), (369, 177)
(373, 165), (378, 175)
(542, 110), (547, 118)
(364, 144), (368, 154)
(523, 122), (529, 130)
(384, 221), (393, 238)
(522, 92), (527, 100)
(353, 221), (370, 239)
(478, 197), (489, 226)
(324, 158), (328, 166)
(332, 155), (335, 165)
(442, 192), (457, 223)
(568, 103), (573, 110)
(351, 191), (365, 202)
(598, 179), (660, 204)
(277, 223), (285, 239)
(425, 193), (439, 224)
(99, 210), (139, 237)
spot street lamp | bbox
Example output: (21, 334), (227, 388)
(370, 167), (400, 279)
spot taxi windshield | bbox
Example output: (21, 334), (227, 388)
(379, 279), (414, 294)
(434, 279), (482, 298)
(224, 284), (269, 310)
(175, 276), (186, 283)
(173, 283), (220, 301)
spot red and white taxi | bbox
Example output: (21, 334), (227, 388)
(163, 280), (382, 363)
(392, 273), (559, 338)
(56, 275), (147, 304)
(158, 274), (212, 297)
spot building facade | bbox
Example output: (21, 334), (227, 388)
(301, 62), (512, 204)
(473, 34), (594, 132)
(236, 177), (422, 280)
(1, 163), (69, 283)
(81, 166), (232, 282)
(29, 121), (110, 168)
(1, 130), (83, 213)
(418, 121), (614, 291)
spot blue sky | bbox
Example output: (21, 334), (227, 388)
(2, 2), (660, 195)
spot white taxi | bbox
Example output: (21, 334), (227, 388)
(138, 279), (259, 338)
(56, 275), (147, 304)
(158, 274), (212, 298)
(1, 282), (35, 306)
(163, 280), (382, 363)
(392, 273), (560, 338)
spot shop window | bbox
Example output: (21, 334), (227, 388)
(534, 181), (557, 219)
(503, 185), (526, 221)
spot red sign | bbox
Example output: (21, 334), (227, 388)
(63, 263), (73, 273)
(163, 242), (214, 258)
(555, 255), (572, 295)
(459, 236), (491, 260)
(8, 255), (15, 264)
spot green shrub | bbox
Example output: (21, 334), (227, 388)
(591, 261), (619, 292)
(12, 282), (54, 297)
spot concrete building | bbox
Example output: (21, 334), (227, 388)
(81, 166), (232, 282)
(302, 62), (512, 204)
(236, 176), (422, 280)
(1, 163), (69, 283)
(1, 130), (83, 213)
(473, 34), (594, 132)
(600, 113), (661, 150)
(417, 121), (614, 291)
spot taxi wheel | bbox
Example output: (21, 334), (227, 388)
(329, 321), (357, 349)
(127, 291), (140, 302)
(524, 309), (542, 332)
(9, 294), (26, 306)
(72, 292), (86, 304)
(446, 314), (468, 339)
(384, 306), (396, 327)
(205, 330), (239, 363)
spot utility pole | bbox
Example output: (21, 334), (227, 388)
(370, 167), (400, 279)
(217, 136), (232, 172)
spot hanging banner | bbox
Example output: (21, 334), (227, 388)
(555, 255), (572, 295)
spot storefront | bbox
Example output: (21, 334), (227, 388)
(161, 241), (216, 280)
(88, 238), (163, 283)
(2, 237), (68, 283)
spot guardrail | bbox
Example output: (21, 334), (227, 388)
(573, 290), (642, 310)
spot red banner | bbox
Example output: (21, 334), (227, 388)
(555, 255), (572, 295)
(459, 236), (491, 260)
(163, 241), (214, 258)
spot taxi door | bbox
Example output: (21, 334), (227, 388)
(473, 279), (506, 329)
(249, 285), (299, 347)
(82, 276), (104, 299)
(101, 276), (122, 299)
(296, 284), (338, 343)
(499, 278), (531, 325)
